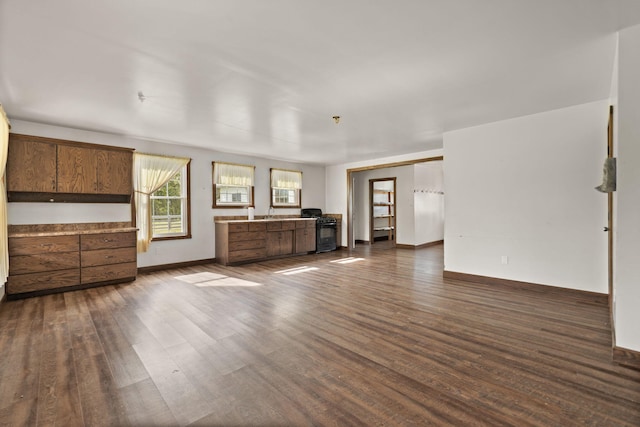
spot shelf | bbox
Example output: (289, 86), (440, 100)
(373, 202), (394, 206)
(373, 226), (395, 231)
(374, 215), (394, 218)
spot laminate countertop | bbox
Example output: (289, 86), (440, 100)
(8, 222), (137, 238)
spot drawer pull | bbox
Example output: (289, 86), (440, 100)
(40, 243), (53, 247)
(103, 239), (112, 243)
(105, 255), (114, 259)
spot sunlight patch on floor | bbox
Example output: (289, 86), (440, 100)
(275, 266), (320, 275)
(330, 257), (366, 264)
(174, 272), (262, 287)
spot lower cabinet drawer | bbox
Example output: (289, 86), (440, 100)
(7, 269), (80, 294)
(9, 252), (79, 275)
(81, 262), (137, 285)
(82, 247), (136, 267)
(81, 232), (136, 250)
(229, 248), (267, 263)
(9, 235), (79, 255)
(229, 239), (266, 252)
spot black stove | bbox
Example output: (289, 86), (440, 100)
(301, 208), (337, 224)
(301, 208), (337, 252)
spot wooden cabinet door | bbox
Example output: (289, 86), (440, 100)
(266, 231), (281, 257)
(267, 231), (294, 256)
(57, 145), (98, 193)
(96, 150), (132, 195)
(295, 227), (316, 253)
(280, 230), (294, 255)
(7, 135), (57, 192)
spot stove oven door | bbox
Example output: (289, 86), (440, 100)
(316, 223), (337, 252)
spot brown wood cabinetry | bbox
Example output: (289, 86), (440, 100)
(7, 133), (133, 203)
(80, 231), (137, 285)
(7, 228), (137, 298)
(97, 149), (133, 194)
(266, 221), (295, 257)
(8, 235), (80, 295)
(295, 220), (316, 253)
(215, 222), (267, 265)
(215, 219), (315, 265)
(6, 136), (57, 192)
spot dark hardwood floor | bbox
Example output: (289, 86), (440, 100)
(0, 244), (638, 426)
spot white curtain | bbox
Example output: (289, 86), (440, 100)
(271, 168), (302, 189)
(0, 105), (10, 285)
(134, 153), (189, 253)
(213, 162), (254, 186)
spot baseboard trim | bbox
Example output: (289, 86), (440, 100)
(138, 258), (216, 274)
(613, 347), (640, 370)
(443, 270), (608, 303)
(394, 240), (444, 250)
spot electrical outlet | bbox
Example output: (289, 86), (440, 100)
(501, 255), (509, 265)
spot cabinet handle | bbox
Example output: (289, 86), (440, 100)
(40, 243), (53, 247)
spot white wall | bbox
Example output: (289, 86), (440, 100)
(614, 23), (640, 352)
(414, 161), (444, 245)
(7, 120), (325, 268)
(326, 149), (444, 247)
(443, 100), (608, 293)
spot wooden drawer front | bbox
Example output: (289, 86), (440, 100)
(229, 239), (266, 252)
(9, 235), (79, 255)
(266, 221), (282, 231)
(295, 220), (316, 229)
(248, 222), (266, 232)
(10, 252), (80, 275)
(82, 247), (137, 268)
(229, 248), (267, 263)
(81, 262), (137, 285)
(229, 231), (266, 242)
(81, 232), (136, 250)
(281, 221), (296, 230)
(228, 223), (249, 232)
(7, 269), (80, 294)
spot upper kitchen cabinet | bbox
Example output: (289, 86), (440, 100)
(7, 134), (134, 203)
(57, 144), (99, 193)
(6, 135), (57, 192)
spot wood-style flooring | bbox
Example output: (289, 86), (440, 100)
(0, 244), (639, 426)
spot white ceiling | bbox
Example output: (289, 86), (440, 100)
(2, 1), (640, 165)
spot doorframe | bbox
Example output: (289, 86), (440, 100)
(370, 177), (397, 246)
(346, 155), (443, 250)
(607, 105), (615, 345)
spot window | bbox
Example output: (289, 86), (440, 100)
(150, 162), (191, 240)
(271, 168), (302, 208)
(213, 161), (255, 208)
(134, 153), (190, 252)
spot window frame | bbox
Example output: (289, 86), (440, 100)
(270, 168), (302, 209)
(212, 161), (255, 208)
(150, 161), (192, 241)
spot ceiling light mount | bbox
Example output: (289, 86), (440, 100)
(332, 115), (340, 124)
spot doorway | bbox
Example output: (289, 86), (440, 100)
(370, 178), (396, 246)
(346, 155), (443, 250)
